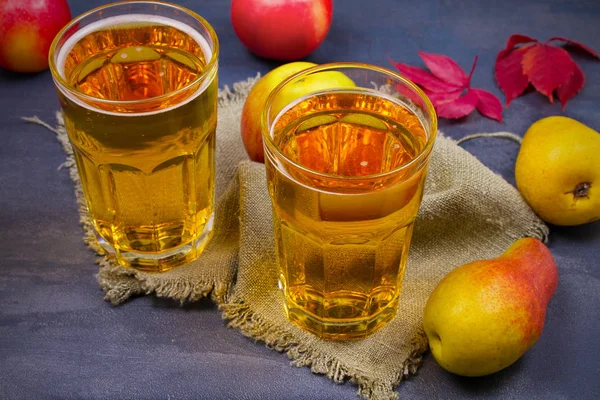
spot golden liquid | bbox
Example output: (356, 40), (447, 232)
(267, 91), (428, 339)
(58, 21), (217, 271)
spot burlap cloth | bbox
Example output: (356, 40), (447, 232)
(29, 75), (548, 400)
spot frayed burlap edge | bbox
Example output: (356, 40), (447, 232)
(446, 133), (549, 243)
(23, 73), (261, 306)
(220, 298), (428, 400)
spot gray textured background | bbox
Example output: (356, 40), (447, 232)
(1, 0), (599, 399)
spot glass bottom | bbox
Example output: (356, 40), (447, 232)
(95, 213), (214, 272)
(281, 280), (400, 340)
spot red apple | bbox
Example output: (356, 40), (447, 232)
(0, 0), (71, 73)
(231, 0), (333, 61)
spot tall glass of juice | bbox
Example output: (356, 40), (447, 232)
(262, 63), (437, 339)
(49, 1), (219, 272)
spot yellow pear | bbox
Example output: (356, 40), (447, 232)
(515, 116), (600, 225)
(423, 238), (558, 377)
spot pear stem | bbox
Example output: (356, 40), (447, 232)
(573, 182), (591, 198)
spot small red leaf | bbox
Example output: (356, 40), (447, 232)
(424, 89), (463, 108)
(503, 34), (538, 53)
(521, 43), (575, 102)
(435, 89), (479, 119)
(548, 37), (599, 59)
(418, 51), (469, 87)
(471, 88), (504, 122)
(388, 58), (461, 93)
(557, 63), (585, 110)
(391, 52), (504, 121)
(495, 47), (531, 106)
(495, 34), (595, 107)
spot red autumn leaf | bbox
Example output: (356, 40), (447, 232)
(387, 57), (460, 93)
(471, 88), (504, 122)
(505, 34), (538, 49)
(501, 34), (538, 55)
(548, 37), (600, 59)
(557, 63), (585, 110)
(495, 34), (598, 108)
(521, 43), (575, 102)
(418, 51), (469, 87)
(495, 47), (530, 106)
(390, 53), (502, 121)
(436, 89), (479, 119)
(424, 90), (463, 108)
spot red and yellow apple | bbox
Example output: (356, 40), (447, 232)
(242, 62), (316, 162)
(0, 0), (71, 73)
(231, 0), (333, 61)
(241, 62), (355, 162)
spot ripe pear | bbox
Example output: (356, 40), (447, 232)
(423, 238), (558, 377)
(515, 116), (600, 226)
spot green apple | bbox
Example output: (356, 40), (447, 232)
(241, 62), (354, 162)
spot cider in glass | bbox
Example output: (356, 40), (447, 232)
(263, 64), (437, 339)
(49, 2), (219, 272)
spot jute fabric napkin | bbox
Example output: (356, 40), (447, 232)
(29, 75), (547, 400)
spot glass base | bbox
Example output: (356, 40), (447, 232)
(281, 283), (400, 340)
(95, 214), (214, 273)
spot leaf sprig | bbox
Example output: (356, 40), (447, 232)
(389, 52), (503, 122)
(495, 35), (599, 109)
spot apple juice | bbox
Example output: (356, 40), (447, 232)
(54, 15), (218, 271)
(266, 89), (429, 339)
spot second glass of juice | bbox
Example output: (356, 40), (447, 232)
(262, 63), (437, 340)
(49, 2), (219, 272)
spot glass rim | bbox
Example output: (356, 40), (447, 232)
(261, 62), (438, 182)
(48, 0), (219, 107)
